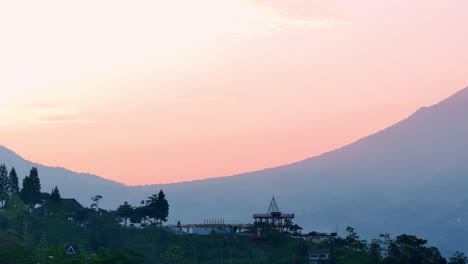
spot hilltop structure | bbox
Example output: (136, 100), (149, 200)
(37, 198), (84, 221)
(253, 196), (294, 231)
(309, 231), (337, 244)
(167, 219), (252, 236)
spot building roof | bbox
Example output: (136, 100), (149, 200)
(60, 198), (84, 210)
(268, 196), (280, 214)
(253, 196), (294, 219)
(41, 198), (84, 211)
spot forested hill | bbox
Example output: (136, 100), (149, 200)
(0, 177), (466, 264)
(2, 87), (468, 257)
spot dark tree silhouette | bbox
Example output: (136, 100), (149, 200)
(116, 201), (134, 226)
(449, 252), (468, 264)
(8, 167), (19, 195)
(0, 164), (9, 208)
(144, 194), (159, 224)
(144, 189), (169, 224)
(385, 234), (446, 264)
(20, 167), (42, 210)
(50, 186), (61, 202)
(91, 195), (103, 211)
(156, 189), (169, 222)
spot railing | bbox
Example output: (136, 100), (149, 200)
(253, 214), (294, 218)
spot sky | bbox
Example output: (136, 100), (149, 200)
(0, 0), (467, 185)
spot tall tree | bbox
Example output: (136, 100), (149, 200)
(144, 194), (159, 224)
(8, 167), (19, 195)
(20, 167), (42, 210)
(144, 189), (169, 224)
(91, 195), (103, 211)
(50, 186), (61, 202)
(369, 239), (383, 264)
(0, 164), (9, 208)
(116, 201), (134, 226)
(156, 189), (169, 223)
(385, 234), (446, 264)
(344, 226), (367, 252)
(449, 252), (468, 264)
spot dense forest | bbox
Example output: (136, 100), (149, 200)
(0, 165), (466, 264)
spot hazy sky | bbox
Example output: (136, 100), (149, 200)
(0, 0), (467, 185)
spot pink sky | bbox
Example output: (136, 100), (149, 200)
(0, 0), (467, 185)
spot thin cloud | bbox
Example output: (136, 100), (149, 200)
(1, 102), (96, 125)
(34, 113), (92, 124)
(32, 110), (121, 125)
(17, 102), (66, 111)
(249, 0), (348, 28)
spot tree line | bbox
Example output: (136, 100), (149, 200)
(329, 226), (467, 264)
(0, 163), (466, 263)
(0, 165), (42, 210)
(0, 164), (170, 227)
(116, 190), (169, 227)
(0, 164), (172, 263)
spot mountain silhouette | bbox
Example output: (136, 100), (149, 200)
(2, 86), (468, 255)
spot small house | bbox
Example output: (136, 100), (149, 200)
(308, 249), (331, 264)
(309, 232), (337, 244)
(38, 198), (84, 221)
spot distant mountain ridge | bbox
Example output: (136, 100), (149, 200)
(0, 145), (127, 209)
(1, 86), (468, 255)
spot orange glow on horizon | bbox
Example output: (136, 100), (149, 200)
(0, 0), (466, 185)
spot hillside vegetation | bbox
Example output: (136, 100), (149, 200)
(0, 165), (466, 263)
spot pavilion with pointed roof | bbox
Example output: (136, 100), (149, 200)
(253, 196), (294, 231)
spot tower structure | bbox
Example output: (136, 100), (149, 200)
(253, 196), (294, 231)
